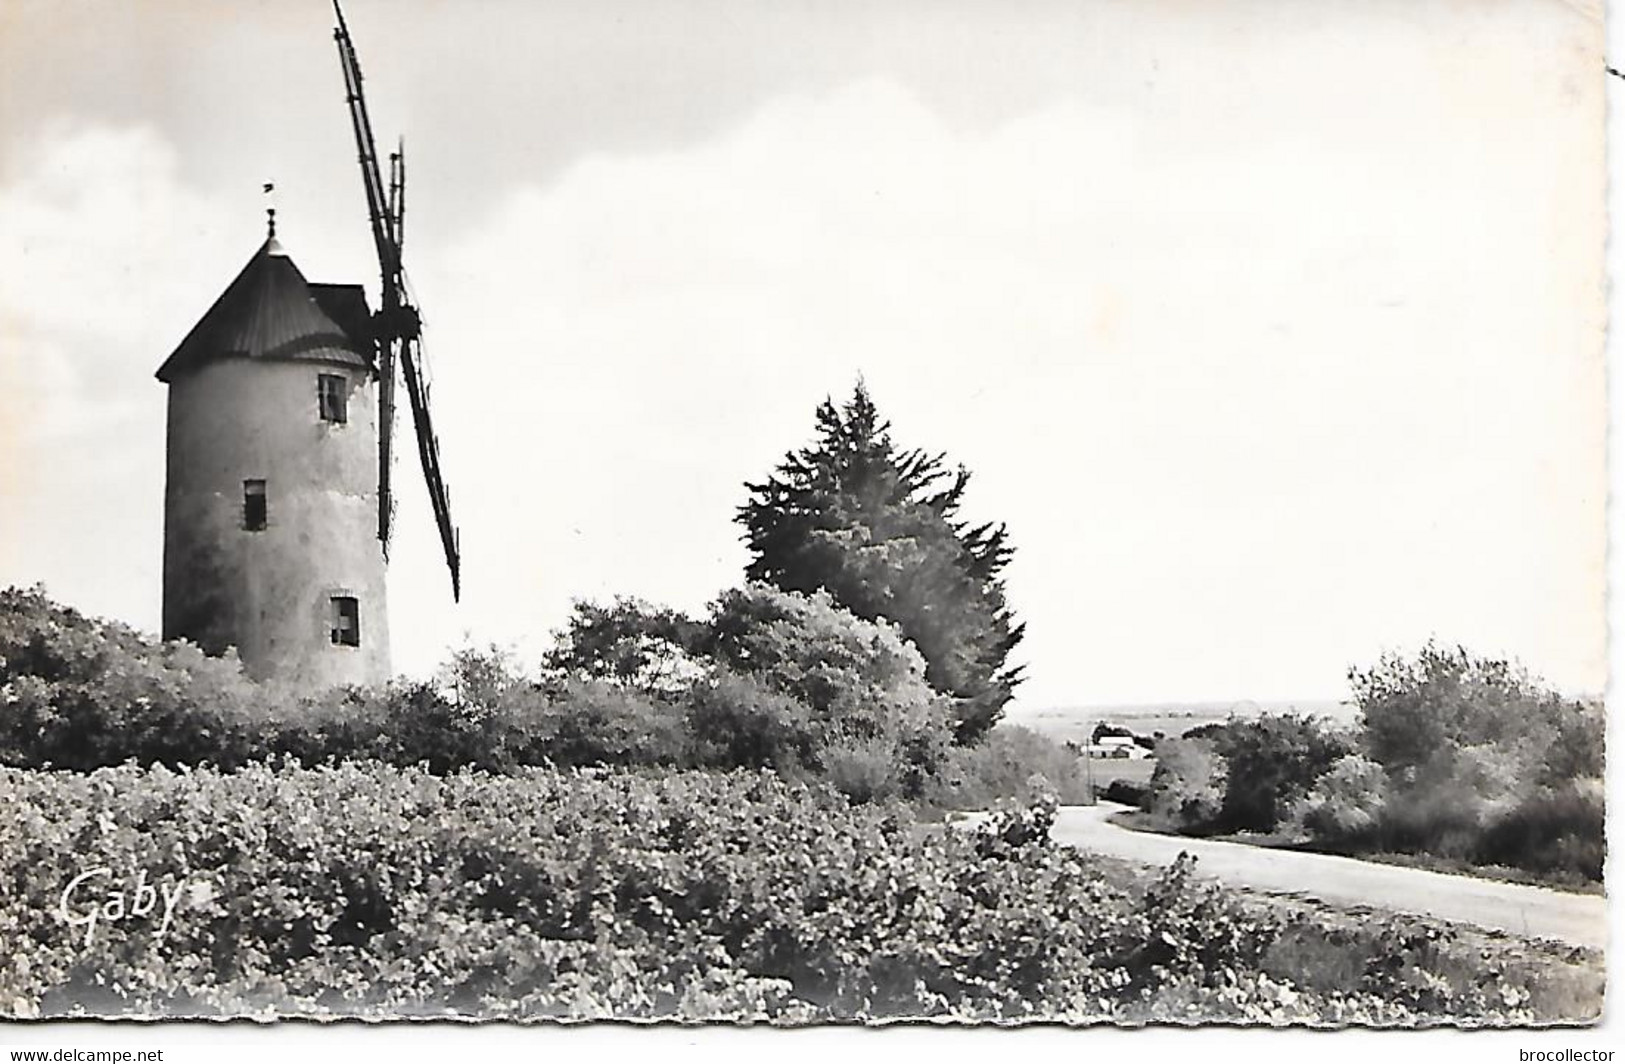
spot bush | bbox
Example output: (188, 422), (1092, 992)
(685, 670), (818, 773)
(0, 586), (296, 771)
(704, 585), (939, 730)
(1101, 779), (1149, 808)
(819, 734), (905, 805)
(0, 584), (984, 806)
(539, 598), (709, 695)
(0, 761), (1593, 1023)
(1145, 737), (1227, 830)
(932, 724), (1089, 807)
(1143, 715), (1351, 836)
(0, 585), (951, 800)
(702, 585), (953, 793)
(1475, 779), (1605, 881)
(1210, 715), (1354, 833)
(510, 679), (689, 769)
(549, 584), (957, 801)
(1292, 754), (1388, 839)
(1343, 643), (1604, 880)
(1352, 643), (1558, 777)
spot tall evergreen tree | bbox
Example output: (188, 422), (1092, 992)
(737, 383), (1024, 741)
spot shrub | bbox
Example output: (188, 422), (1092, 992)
(1145, 737), (1227, 830)
(0, 585), (296, 771)
(1346, 643), (1604, 880)
(1144, 715), (1352, 836)
(1210, 715), (1354, 833)
(363, 681), (516, 773)
(685, 669), (819, 773)
(1372, 778), (1492, 861)
(539, 599), (709, 695)
(704, 585), (953, 786)
(510, 679), (689, 769)
(704, 585), (939, 728)
(1292, 754), (1388, 839)
(1351, 642), (1594, 784)
(550, 584), (958, 801)
(1101, 779), (1149, 808)
(1475, 778), (1604, 881)
(932, 724), (1089, 807)
(819, 733), (904, 805)
(0, 585), (1101, 814)
(1540, 699), (1605, 784)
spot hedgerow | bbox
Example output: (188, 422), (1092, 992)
(1134, 648), (1604, 883)
(0, 584), (1077, 808)
(0, 762), (1597, 1024)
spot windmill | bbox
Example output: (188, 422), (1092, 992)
(334, 1), (461, 600)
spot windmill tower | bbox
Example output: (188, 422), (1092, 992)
(156, 5), (460, 689)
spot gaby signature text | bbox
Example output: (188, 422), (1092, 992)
(59, 867), (188, 947)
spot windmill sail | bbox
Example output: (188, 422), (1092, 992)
(334, 1), (461, 600)
(401, 332), (461, 600)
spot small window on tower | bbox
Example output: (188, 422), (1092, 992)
(318, 374), (348, 424)
(330, 596), (360, 647)
(243, 480), (267, 531)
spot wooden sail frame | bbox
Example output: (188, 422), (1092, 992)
(334, 1), (462, 600)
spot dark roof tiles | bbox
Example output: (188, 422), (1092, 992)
(310, 283), (372, 353)
(156, 238), (373, 383)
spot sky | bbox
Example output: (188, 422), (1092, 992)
(0, 0), (1608, 711)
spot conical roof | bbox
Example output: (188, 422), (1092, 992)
(156, 237), (373, 383)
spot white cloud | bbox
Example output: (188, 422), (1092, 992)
(0, 125), (234, 628)
(384, 71), (1604, 705)
(0, 3), (1602, 709)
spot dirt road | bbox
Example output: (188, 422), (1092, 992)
(1045, 804), (1607, 951)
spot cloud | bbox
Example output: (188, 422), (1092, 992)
(0, 1), (1602, 707)
(0, 124), (233, 628)
(387, 72), (1603, 704)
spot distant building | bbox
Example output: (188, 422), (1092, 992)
(156, 228), (390, 689)
(1085, 736), (1150, 759)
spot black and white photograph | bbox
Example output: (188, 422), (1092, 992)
(0, 0), (1615, 1051)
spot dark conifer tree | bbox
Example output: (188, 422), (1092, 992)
(737, 383), (1024, 741)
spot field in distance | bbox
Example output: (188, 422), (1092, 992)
(1010, 700), (1353, 791)
(1013, 698), (1353, 747)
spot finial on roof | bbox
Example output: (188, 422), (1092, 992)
(263, 182), (285, 256)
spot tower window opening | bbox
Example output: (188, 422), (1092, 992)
(243, 480), (267, 531)
(330, 596), (360, 647)
(318, 374), (348, 423)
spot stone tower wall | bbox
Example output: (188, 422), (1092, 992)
(161, 356), (390, 687)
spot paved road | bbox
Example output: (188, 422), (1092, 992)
(1039, 804), (1607, 951)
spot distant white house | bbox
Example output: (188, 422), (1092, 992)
(1084, 736), (1150, 759)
